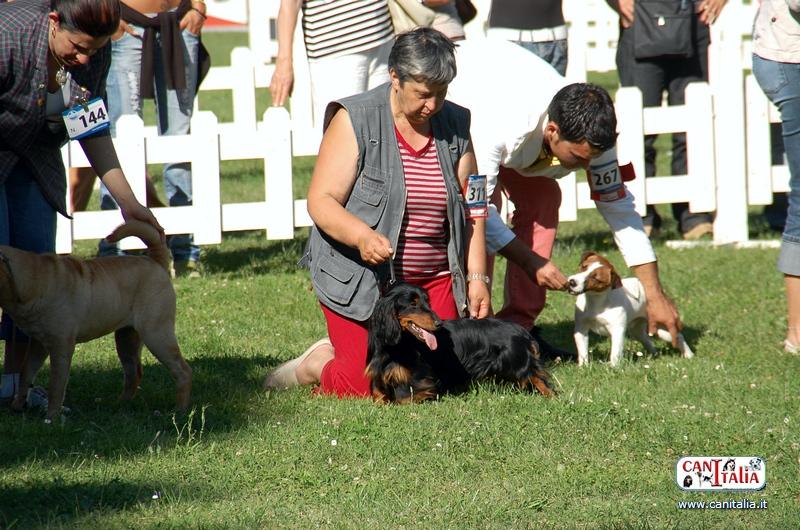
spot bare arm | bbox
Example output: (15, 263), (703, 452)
(269, 0), (303, 107)
(697, 0), (728, 25)
(606, 0), (634, 28)
(79, 133), (165, 241)
(631, 261), (683, 346)
(497, 237), (567, 291)
(306, 108), (393, 265)
(458, 138), (491, 318)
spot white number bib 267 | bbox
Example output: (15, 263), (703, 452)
(588, 160), (625, 202)
(62, 97), (110, 140)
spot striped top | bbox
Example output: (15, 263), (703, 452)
(395, 128), (450, 281)
(302, 0), (394, 61)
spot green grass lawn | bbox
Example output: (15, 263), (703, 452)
(1, 33), (798, 529)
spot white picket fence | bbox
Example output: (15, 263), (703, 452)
(55, 0), (786, 253)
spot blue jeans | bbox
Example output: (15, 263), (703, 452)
(98, 23), (201, 263)
(0, 162), (56, 341)
(753, 55), (800, 276)
(513, 39), (568, 77)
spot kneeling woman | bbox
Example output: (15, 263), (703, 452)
(265, 28), (490, 396)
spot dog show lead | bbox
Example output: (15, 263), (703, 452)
(0, 0), (165, 410)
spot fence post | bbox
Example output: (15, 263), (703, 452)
(262, 107), (295, 238)
(248, 0), (280, 63)
(710, 10), (749, 244)
(56, 146), (75, 254)
(187, 111), (223, 245)
(614, 87), (647, 216)
(230, 47), (258, 130)
(686, 82), (716, 214)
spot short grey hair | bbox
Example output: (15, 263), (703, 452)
(388, 27), (457, 86)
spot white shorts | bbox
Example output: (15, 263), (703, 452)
(308, 39), (393, 128)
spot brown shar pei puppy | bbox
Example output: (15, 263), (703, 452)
(0, 220), (191, 420)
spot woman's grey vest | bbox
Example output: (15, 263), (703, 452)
(305, 83), (472, 322)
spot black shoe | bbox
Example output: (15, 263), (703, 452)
(530, 326), (575, 361)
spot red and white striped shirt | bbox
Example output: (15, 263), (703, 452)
(395, 128), (450, 281)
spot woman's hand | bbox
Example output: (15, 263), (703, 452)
(615, 0), (635, 28)
(357, 230), (393, 265)
(698, 0), (728, 25)
(180, 4), (207, 34)
(113, 20), (138, 41)
(118, 198), (167, 245)
(467, 280), (492, 319)
(269, 58), (295, 107)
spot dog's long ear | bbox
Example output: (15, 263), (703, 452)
(368, 294), (403, 349)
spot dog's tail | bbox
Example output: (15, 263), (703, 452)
(105, 220), (171, 272)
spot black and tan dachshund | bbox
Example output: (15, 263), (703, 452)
(365, 283), (556, 403)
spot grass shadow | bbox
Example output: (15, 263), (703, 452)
(0, 478), (200, 528)
(0, 353), (295, 469)
(202, 230), (309, 276)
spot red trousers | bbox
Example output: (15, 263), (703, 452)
(318, 273), (460, 397)
(493, 168), (562, 330)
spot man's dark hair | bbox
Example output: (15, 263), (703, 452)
(52, 0), (120, 38)
(547, 83), (618, 152)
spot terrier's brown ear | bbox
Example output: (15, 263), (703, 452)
(586, 265), (612, 291)
(579, 251), (599, 270)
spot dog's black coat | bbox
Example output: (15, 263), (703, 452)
(366, 283), (555, 403)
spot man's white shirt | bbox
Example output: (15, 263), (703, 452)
(446, 38), (656, 266)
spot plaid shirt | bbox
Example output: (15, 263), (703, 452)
(0, 0), (111, 216)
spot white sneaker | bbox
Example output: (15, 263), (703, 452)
(263, 338), (332, 390)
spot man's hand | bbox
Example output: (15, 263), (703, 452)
(497, 238), (567, 291)
(632, 262), (683, 347)
(533, 259), (568, 291)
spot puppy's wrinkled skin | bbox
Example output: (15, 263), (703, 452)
(0, 220), (191, 420)
(567, 251), (694, 367)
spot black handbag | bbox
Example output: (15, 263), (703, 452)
(633, 0), (695, 59)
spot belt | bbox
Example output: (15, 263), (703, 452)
(486, 25), (568, 43)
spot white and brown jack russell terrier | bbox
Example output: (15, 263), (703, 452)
(566, 252), (694, 367)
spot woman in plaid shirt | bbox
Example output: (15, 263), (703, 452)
(0, 0), (164, 409)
